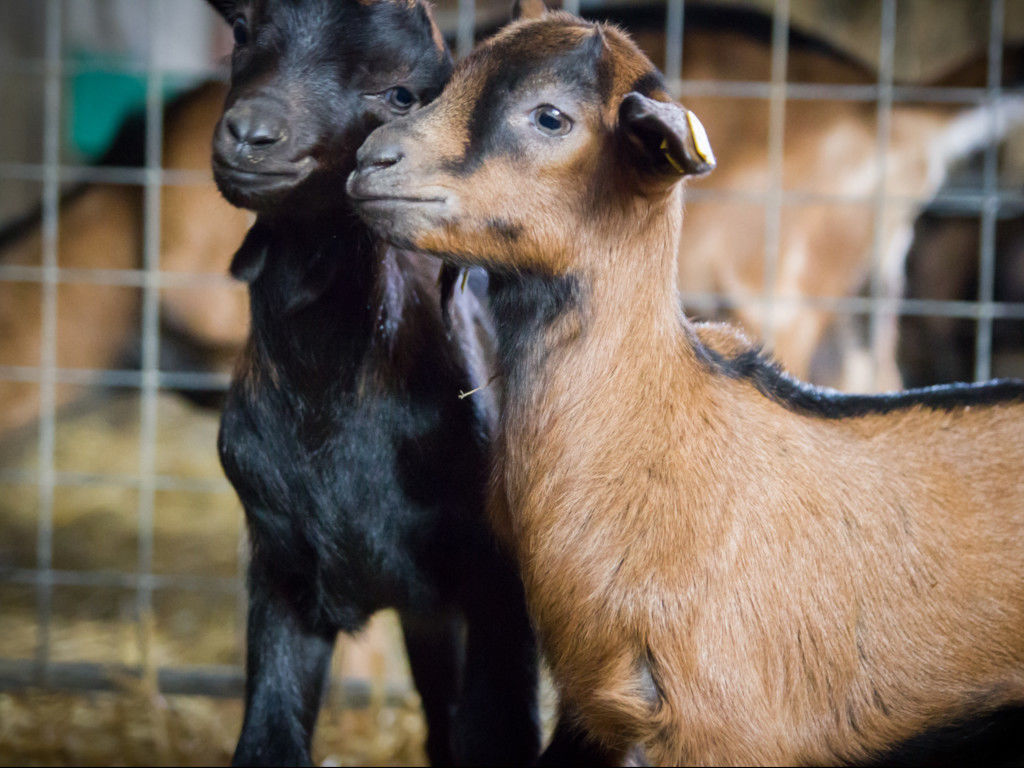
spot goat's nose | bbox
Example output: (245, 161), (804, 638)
(356, 138), (404, 173)
(223, 103), (286, 148)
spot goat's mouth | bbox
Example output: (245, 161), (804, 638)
(348, 194), (448, 207)
(212, 156), (318, 210)
(347, 170), (450, 237)
(348, 192), (449, 247)
(347, 168), (448, 206)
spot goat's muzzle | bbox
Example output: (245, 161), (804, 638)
(347, 128), (450, 246)
(212, 96), (319, 211)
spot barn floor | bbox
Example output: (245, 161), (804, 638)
(0, 688), (428, 766)
(0, 389), (563, 765)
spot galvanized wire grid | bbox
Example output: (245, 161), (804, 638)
(0, 0), (1020, 703)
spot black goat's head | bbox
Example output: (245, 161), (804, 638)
(207, 0), (453, 215)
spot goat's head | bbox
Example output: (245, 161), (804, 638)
(347, 9), (714, 275)
(207, 0), (452, 215)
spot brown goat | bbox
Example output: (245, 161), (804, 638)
(349, 10), (1024, 765)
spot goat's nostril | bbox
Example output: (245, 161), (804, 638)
(355, 135), (405, 174)
(361, 147), (404, 173)
(224, 107), (285, 149)
(225, 114), (246, 143)
(373, 150), (403, 170)
(247, 122), (281, 147)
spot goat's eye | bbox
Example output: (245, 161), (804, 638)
(232, 17), (249, 46)
(531, 105), (572, 137)
(384, 86), (417, 114)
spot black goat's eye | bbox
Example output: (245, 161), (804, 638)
(384, 86), (417, 113)
(232, 17), (249, 46)
(531, 105), (572, 137)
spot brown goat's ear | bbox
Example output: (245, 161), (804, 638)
(204, 0), (236, 22)
(618, 92), (715, 182)
(230, 223), (270, 283)
(512, 0), (550, 20)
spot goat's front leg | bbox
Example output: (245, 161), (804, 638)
(233, 563), (336, 767)
(454, 565), (542, 766)
(399, 610), (464, 765)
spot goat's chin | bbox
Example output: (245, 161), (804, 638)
(212, 155), (324, 214)
(350, 197), (447, 249)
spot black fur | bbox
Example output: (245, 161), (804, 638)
(208, 1), (540, 764)
(487, 270), (582, 394)
(486, 218), (524, 242)
(629, 70), (668, 98)
(861, 704), (1024, 767)
(537, 712), (629, 767)
(699, 341), (1024, 418)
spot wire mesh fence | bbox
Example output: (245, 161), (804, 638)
(1, 0), (1022, 739)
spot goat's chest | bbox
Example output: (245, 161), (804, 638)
(218, 379), (473, 626)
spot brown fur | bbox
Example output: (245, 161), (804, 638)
(349, 13), (1024, 765)
(0, 82), (249, 435)
(159, 82), (251, 357)
(607, 15), (976, 392)
(526, 6), (1001, 392)
(676, 29), (957, 391)
(512, 0), (547, 21)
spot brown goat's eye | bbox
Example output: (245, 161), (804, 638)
(384, 86), (418, 114)
(232, 17), (249, 46)
(531, 105), (572, 137)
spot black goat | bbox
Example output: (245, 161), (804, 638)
(206, 0), (540, 763)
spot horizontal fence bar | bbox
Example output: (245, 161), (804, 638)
(671, 79), (1024, 104)
(0, 365), (232, 391)
(676, 292), (1024, 321)
(0, 266), (237, 288)
(1, 194), (1021, 273)
(0, 162), (213, 187)
(0, 469), (232, 494)
(0, 659), (414, 707)
(2, 61), (1018, 106)
(0, 56), (227, 80)
(0, 568), (239, 594)
(686, 187), (1024, 213)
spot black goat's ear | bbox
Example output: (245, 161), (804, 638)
(512, 0), (549, 20)
(205, 0), (236, 22)
(230, 223), (270, 282)
(618, 92), (715, 182)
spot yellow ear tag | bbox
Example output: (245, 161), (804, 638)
(686, 109), (714, 165)
(660, 138), (686, 174)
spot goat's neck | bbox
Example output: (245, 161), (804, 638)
(582, 190), (689, 351)
(492, 186), (700, 415)
(487, 185), (729, 597)
(488, 187), (717, 532)
(246, 212), (407, 389)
